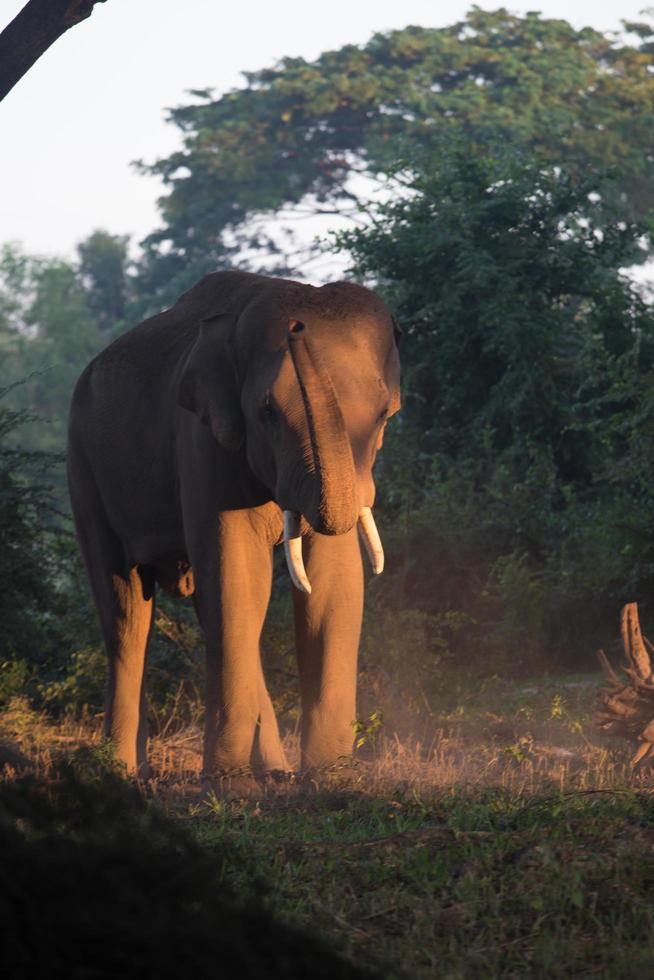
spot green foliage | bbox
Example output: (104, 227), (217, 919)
(0, 660), (31, 705)
(360, 597), (472, 714)
(334, 135), (654, 666)
(352, 710), (384, 751)
(194, 779), (654, 979)
(66, 740), (128, 780)
(135, 9), (654, 306)
(0, 391), (65, 671)
(39, 647), (106, 715)
(0, 235), (131, 483)
(146, 601), (205, 734)
(0, 384), (103, 712)
(77, 229), (131, 331)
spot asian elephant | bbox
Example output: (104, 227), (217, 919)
(67, 271), (401, 785)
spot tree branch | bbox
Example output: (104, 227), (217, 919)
(0, 0), (107, 102)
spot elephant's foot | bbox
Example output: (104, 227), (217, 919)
(256, 767), (296, 795)
(299, 714), (356, 774)
(199, 766), (264, 802)
(200, 766), (297, 802)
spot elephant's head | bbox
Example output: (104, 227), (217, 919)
(177, 279), (401, 592)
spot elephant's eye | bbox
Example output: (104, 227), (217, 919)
(377, 407), (389, 424)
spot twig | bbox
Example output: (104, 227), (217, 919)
(160, 680), (186, 740)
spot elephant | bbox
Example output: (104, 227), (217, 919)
(67, 271), (401, 785)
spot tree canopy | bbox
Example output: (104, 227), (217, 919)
(0, 233), (131, 474)
(136, 8), (654, 306)
(335, 135), (654, 664)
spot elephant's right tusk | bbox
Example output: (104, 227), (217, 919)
(283, 511), (312, 595)
(358, 507), (384, 575)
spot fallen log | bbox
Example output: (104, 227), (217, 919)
(595, 603), (654, 763)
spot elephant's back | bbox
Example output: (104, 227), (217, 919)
(69, 306), (187, 443)
(81, 269), (281, 385)
(87, 306), (196, 387)
(67, 272), (260, 474)
(67, 308), (188, 551)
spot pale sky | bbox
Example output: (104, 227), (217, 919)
(0, 0), (650, 260)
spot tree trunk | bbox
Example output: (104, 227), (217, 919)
(0, 0), (107, 102)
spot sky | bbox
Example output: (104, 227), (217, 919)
(0, 0), (651, 260)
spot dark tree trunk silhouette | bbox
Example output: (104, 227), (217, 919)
(0, 0), (107, 102)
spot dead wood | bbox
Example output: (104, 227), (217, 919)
(595, 603), (654, 763)
(621, 604), (652, 680)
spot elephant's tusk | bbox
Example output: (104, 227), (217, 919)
(283, 511), (312, 595)
(358, 507), (384, 575)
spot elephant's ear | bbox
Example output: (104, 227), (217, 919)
(177, 313), (245, 452)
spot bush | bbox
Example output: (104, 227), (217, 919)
(335, 137), (654, 670)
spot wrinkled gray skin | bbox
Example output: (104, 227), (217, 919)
(68, 271), (400, 781)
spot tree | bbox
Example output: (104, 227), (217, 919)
(0, 0), (107, 102)
(0, 240), (114, 503)
(338, 141), (654, 465)
(0, 392), (63, 670)
(77, 230), (131, 331)
(135, 9), (654, 307)
(331, 136), (654, 665)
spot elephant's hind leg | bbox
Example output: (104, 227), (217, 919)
(101, 565), (154, 776)
(69, 453), (154, 775)
(190, 509), (288, 779)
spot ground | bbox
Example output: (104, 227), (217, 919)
(2, 672), (654, 978)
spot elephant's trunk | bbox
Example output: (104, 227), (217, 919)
(287, 322), (358, 537)
(282, 322), (385, 594)
(283, 506), (384, 595)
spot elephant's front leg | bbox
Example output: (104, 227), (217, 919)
(193, 510), (288, 779)
(292, 526), (364, 770)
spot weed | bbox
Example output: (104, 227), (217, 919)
(353, 710), (385, 751)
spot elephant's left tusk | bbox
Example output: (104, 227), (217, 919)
(283, 511), (312, 595)
(358, 507), (384, 575)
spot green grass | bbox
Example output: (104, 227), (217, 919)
(3, 672), (654, 978)
(189, 784), (654, 979)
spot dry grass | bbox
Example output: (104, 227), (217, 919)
(2, 672), (651, 799)
(149, 671), (654, 803)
